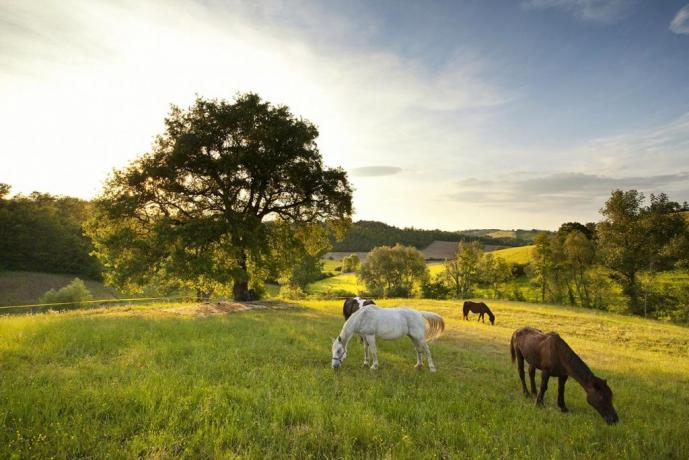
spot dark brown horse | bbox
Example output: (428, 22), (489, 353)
(462, 301), (495, 325)
(343, 297), (375, 320)
(510, 326), (619, 424)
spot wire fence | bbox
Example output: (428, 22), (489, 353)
(0, 295), (195, 315)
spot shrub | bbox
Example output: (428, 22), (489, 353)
(421, 277), (451, 299)
(38, 278), (93, 306)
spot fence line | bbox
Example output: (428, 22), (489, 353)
(0, 295), (193, 311)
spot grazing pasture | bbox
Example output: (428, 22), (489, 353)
(489, 245), (535, 264)
(1, 299), (688, 458)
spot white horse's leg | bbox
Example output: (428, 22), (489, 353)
(362, 335), (370, 367)
(366, 335), (379, 370)
(422, 342), (437, 372)
(412, 338), (424, 370)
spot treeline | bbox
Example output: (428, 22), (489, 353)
(330, 220), (527, 252)
(0, 185), (101, 279)
(529, 191), (689, 321)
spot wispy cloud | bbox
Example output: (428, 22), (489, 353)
(451, 172), (689, 212)
(349, 166), (403, 177)
(522, 0), (635, 23)
(0, 0), (507, 205)
(569, 112), (689, 176)
(670, 4), (689, 34)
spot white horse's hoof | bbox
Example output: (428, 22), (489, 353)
(362, 362), (369, 368)
(415, 364), (423, 370)
(429, 367), (437, 373)
(370, 365), (378, 371)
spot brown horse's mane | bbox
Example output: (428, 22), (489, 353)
(553, 334), (595, 384)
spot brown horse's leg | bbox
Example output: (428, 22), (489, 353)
(557, 376), (569, 412)
(528, 365), (537, 396)
(536, 372), (550, 406)
(517, 353), (529, 396)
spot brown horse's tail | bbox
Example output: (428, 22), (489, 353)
(510, 334), (516, 364)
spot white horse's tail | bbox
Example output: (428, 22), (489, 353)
(420, 311), (445, 342)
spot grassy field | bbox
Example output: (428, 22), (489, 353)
(306, 273), (359, 295)
(490, 245), (535, 264)
(1, 299), (688, 458)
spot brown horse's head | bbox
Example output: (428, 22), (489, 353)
(487, 311), (495, 325)
(586, 377), (619, 424)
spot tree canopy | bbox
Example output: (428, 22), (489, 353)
(0, 185), (102, 278)
(87, 93), (352, 299)
(358, 244), (428, 297)
(597, 191), (689, 314)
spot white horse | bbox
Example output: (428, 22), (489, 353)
(331, 305), (445, 372)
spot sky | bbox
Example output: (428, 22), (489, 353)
(1, 0), (689, 230)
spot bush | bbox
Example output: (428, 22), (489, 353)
(38, 278), (93, 306)
(421, 277), (451, 299)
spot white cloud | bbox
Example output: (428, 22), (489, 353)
(522, 0), (635, 23)
(670, 4), (689, 34)
(452, 171), (689, 211)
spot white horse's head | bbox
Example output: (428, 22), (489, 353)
(331, 336), (347, 369)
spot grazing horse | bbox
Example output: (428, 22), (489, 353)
(343, 297), (375, 320)
(463, 301), (495, 325)
(331, 305), (445, 372)
(510, 326), (619, 424)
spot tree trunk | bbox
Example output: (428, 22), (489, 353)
(233, 250), (251, 301)
(625, 271), (640, 314)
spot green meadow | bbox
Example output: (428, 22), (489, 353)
(1, 299), (688, 458)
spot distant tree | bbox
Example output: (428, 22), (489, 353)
(341, 254), (360, 273)
(358, 244), (428, 297)
(86, 94), (352, 300)
(480, 254), (513, 298)
(0, 183), (10, 199)
(558, 222), (594, 240)
(531, 232), (553, 303)
(563, 230), (595, 308)
(597, 190), (689, 315)
(444, 241), (483, 298)
(0, 189), (102, 278)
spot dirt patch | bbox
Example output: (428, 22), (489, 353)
(162, 300), (299, 317)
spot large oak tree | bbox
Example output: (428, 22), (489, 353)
(87, 93), (352, 300)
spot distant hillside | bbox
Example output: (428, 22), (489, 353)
(0, 271), (118, 306)
(330, 221), (541, 252)
(456, 228), (542, 243)
(490, 245), (535, 264)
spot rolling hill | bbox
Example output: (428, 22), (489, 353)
(1, 299), (687, 458)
